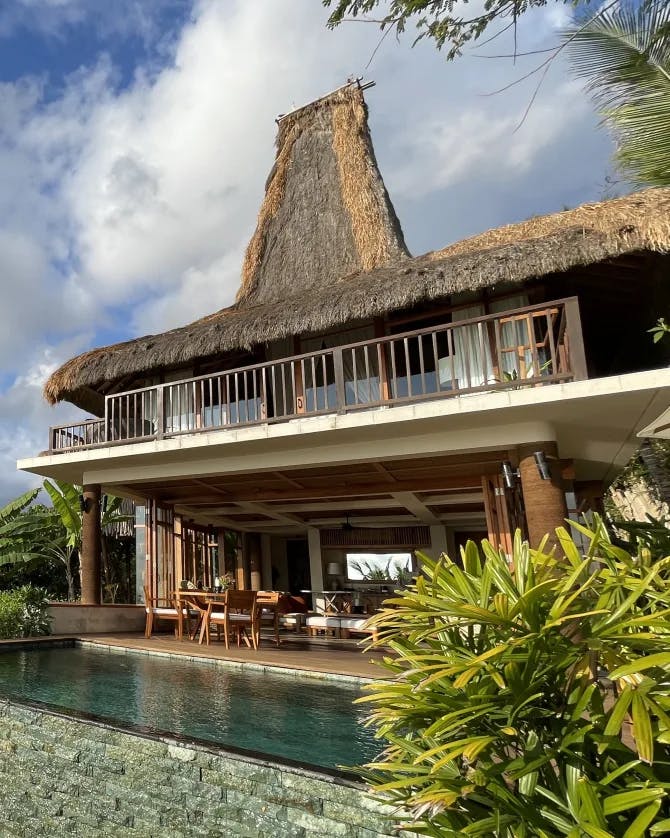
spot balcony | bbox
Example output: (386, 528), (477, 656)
(48, 297), (586, 454)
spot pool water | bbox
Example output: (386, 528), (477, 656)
(0, 646), (380, 770)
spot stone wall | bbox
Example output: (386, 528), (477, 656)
(48, 603), (145, 635)
(0, 700), (414, 837)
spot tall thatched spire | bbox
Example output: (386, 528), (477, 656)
(237, 82), (409, 305)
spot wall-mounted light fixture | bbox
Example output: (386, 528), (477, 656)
(79, 494), (90, 514)
(501, 461), (520, 490)
(533, 451), (553, 481)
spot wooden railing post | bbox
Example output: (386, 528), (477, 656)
(564, 297), (588, 381)
(333, 347), (346, 413)
(104, 396), (112, 444)
(156, 387), (164, 440)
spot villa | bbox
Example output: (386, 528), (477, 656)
(17, 80), (670, 614)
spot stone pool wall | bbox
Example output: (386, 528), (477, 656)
(0, 700), (415, 837)
(47, 603), (145, 634)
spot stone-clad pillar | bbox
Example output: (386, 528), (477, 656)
(80, 484), (102, 604)
(518, 442), (568, 552)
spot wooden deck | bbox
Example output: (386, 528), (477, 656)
(77, 631), (387, 680)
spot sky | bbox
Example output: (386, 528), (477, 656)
(1, 0), (615, 503)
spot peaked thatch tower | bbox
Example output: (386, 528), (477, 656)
(237, 82), (409, 305)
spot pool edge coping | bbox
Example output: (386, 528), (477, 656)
(76, 637), (376, 685)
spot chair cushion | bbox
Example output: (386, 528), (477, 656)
(151, 607), (178, 616)
(306, 615), (342, 629)
(337, 617), (371, 631)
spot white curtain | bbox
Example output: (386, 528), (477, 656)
(446, 304), (493, 390)
(301, 325), (379, 406)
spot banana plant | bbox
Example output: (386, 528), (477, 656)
(359, 519), (670, 836)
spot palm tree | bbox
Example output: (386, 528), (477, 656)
(565, 3), (670, 187)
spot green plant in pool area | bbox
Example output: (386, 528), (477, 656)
(359, 518), (670, 836)
(0, 585), (50, 639)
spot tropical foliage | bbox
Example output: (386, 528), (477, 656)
(323, 0), (588, 61)
(0, 481), (133, 601)
(359, 519), (670, 836)
(0, 585), (50, 639)
(565, 3), (670, 187)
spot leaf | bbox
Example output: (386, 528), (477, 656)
(623, 799), (663, 838)
(564, 4), (670, 187)
(631, 692), (654, 764)
(0, 487), (40, 523)
(43, 479), (81, 547)
(603, 687), (633, 738)
(603, 788), (665, 816)
(581, 825), (615, 838)
(578, 777), (607, 829)
(609, 653), (670, 680)
(601, 760), (641, 786)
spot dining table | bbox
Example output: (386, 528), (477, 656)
(174, 590), (281, 646)
(174, 590), (228, 641)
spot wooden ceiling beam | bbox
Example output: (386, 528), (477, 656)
(273, 471), (305, 490)
(192, 478), (229, 497)
(391, 491), (442, 526)
(155, 474), (484, 504)
(233, 500), (305, 527)
(421, 492), (483, 505)
(372, 463), (397, 483)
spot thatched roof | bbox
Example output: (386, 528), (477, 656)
(238, 82), (408, 304)
(45, 118), (670, 412)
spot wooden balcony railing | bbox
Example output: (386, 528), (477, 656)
(48, 297), (586, 454)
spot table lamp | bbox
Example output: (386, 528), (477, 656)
(326, 562), (342, 589)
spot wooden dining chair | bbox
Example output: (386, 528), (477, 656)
(143, 585), (181, 638)
(255, 591), (281, 646)
(178, 592), (209, 640)
(200, 590), (258, 648)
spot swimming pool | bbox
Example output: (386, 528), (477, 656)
(0, 644), (380, 771)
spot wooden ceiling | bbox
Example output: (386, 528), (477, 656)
(113, 450), (509, 533)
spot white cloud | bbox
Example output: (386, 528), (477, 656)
(0, 0), (616, 503)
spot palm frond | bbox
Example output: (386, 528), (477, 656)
(564, 4), (670, 186)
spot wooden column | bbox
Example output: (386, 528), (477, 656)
(235, 538), (247, 590)
(248, 533), (262, 591)
(173, 515), (184, 591)
(482, 475), (513, 554)
(518, 442), (568, 551)
(80, 484), (102, 605)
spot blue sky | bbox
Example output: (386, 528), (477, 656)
(0, 0), (615, 502)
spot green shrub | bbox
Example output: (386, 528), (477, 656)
(0, 585), (51, 639)
(360, 518), (670, 836)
